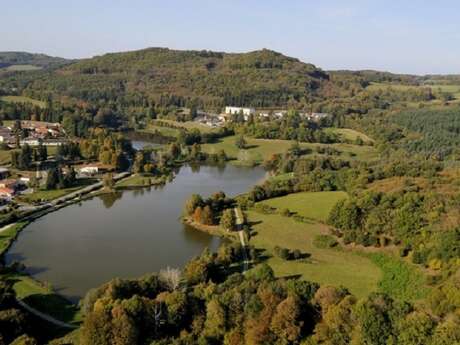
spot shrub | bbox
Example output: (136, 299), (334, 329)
(280, 208), (291, 217)
(313, 235), (338, 249)
(274, 246), (291, 260)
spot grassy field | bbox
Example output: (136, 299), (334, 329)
(202, 135), (378, 166)
(2, 64), (42, 72)
(366, 82), (423, 92)
(18, 178), (97, 203)
(1, 271), (82, 325)
(430, 84), (460, 99)
(259, 191), (348, 222)
(156, 119), (217, 133)
(116, 174), (162, 187)
(326, 128), (374, 144)
(248, 210), (381, 298)
(0, 95), (46, 108)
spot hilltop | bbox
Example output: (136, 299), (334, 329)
(0, 52), (71, 71)
(19, 47), (335, 108)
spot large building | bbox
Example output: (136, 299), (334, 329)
(224, 106), (256, 116)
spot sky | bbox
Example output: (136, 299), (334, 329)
(1, 0), (460, 74)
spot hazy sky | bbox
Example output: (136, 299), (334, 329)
(2, 0), (460, 74)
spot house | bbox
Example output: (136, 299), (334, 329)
(0, 127), (13, 144)
(78, 166), (99, 175)
(224, 106), (256, 116)
(0, 187), (15, 199)
(305, 113), (330, 121)
(0, 179), (18, 190)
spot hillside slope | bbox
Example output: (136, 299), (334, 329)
(22, 48), (332, 108)
(0, 52), (71, 70)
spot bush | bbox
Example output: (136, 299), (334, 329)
(313, 235), (338, 249)
(274, 246), (291, 260)
(280, 208), (291, 217)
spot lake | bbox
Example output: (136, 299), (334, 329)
(6, 164), (266, 302)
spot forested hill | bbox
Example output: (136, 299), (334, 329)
(21, 48), (335, 108)
(0, 52), (71, 70)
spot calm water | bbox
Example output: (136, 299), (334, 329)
(6, 165), (266, 302)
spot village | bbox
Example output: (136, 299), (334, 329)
(193, 106), (330, 128)
(0, 120), (107, 208)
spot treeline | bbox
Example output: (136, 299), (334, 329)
(73, 247), (460, 344)
(328, 190), (460, 268)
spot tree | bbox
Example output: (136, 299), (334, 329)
(220, 209), (236, 231)
(235, 135), (247, 149)
(270, 296), (303, 344)
(103, 173), (115, 191)
(204, 298), (226, 339)
(185, 194), (203, 215)
(159, 267), (181, 291)
(201, 205), (214, 225)
(45, 167), (60, 190)
(37, 143), (47, 161)
(193, 206), (203, 223)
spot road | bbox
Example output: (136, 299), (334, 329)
(234, 207), (249, 273)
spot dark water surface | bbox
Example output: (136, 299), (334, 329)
(6, 165), (266, 302)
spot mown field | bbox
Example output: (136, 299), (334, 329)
(248, 191), (430, 300)
(248, 209), (382, 298)
(0, 95), (46, 108)
(259, 191), (348, 222)
(202, 135), (378, 166)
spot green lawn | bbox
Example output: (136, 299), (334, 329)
(116, 174), (161, 187)
(1, 272), (82, 325)
(248, 211), (381, 298)
(202, 135), (378, 166)
(156, 119), (217, 133)
(0, 222), (28, 255)
(0, 95), (46, 108)
(259, 191), (348, 222)
(18, 178), (97, 203)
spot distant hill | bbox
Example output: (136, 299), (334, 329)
(21, 47), (334, 108)
(0, 52), (72, 70)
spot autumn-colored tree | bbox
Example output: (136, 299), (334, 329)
(204, 298), (226, 339)
(270, 296), (304, 344)
(193, 206), (203, 223)
(201, 205), (214, 225)
(185, 194), (203, 215)
(220, 209), (236, 231)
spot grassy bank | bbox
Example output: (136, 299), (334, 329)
(0, 222), (29, 255)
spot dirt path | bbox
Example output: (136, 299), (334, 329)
(234, 207), (249, 273)
(17, 299), (77, 329)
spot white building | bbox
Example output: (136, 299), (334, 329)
(224, 106), (256, 116)
(78, 166), (99, 175)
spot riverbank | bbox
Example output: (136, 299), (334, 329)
(182, 217), (239, 241)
